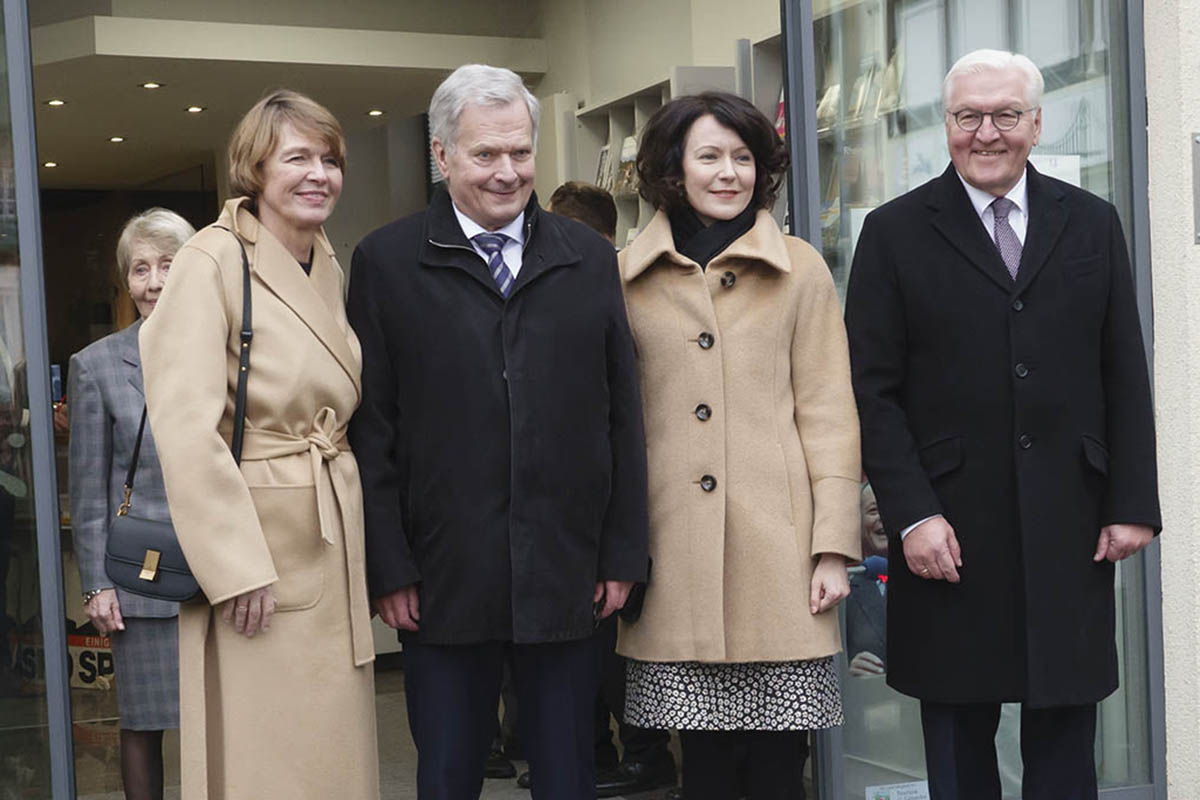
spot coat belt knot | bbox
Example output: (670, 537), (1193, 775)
(305, 407), (343, 462)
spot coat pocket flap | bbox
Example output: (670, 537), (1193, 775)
(1081, 434), (1109, 475)
(918, 435), (965, 479)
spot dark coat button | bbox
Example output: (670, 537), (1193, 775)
(1012, 299), (1024, 311)
(721, 271), (736, 288)
(699, 474), (717, 492)
(698, 332), (715, 349)
(1018, 433), (1033, 450)
(695, 403), (712, 421)
(1015, 363), (1029, 378)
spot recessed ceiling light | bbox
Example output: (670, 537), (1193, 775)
(43, 161), (57, 168)
(109, 136), (125, 143)
(141, 81), (163, 89)
(186, 105), (205, 113)
(367, 109), (384, 117)
(45, 99), (65, 107)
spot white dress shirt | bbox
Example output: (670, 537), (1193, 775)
(957, 169), (1029, 246)
(899, 170), (1030, 542)
(452, 204), (526, 278)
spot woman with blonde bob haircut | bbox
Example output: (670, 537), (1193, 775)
(139, 89), (379, 799)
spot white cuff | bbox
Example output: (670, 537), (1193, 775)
(899, 515), (941, 540)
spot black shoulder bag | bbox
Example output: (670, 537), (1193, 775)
(104, 229), (253, 602)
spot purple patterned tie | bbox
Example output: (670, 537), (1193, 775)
(473, 232), (514, 297)
(990, 197), (1022, 280)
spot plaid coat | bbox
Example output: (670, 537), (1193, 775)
(68, 318), (177, 619)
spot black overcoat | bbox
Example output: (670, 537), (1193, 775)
(844, 164), (1160, 707)
(347, 188), (650, 645)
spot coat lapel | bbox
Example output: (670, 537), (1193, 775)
(1011, 165), (1068, 295)
(122, 318), (144, 396)
(227, 201), (361, 396)
(420, 187), (580, 298)
(927, 165), (1015, 294)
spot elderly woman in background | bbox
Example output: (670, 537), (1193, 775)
(139, 90), (378, 799)
(617, 92), (862, 799)
(69, 207), (195, 800)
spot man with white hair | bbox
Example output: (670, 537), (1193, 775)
(845, 49), (1160, 798)
(347, 64), (649, 799)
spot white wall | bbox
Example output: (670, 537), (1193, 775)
(1145, 1), (1200, 794)
(323, 117), (428, 264)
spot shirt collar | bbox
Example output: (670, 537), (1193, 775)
(956, 168), (1028, 219)
(452, 202), (525, 247)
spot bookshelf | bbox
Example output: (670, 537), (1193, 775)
(574, 66), (736, 247)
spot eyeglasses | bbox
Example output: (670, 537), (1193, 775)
(949, 107), (1038, 132)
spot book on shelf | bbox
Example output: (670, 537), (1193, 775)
(613, 135), (639, 197)
(775, 86), (786, 140)
(875, 51), (903, 116)
(816, 83), (840, 129)
(847, 61), (877, 121)
(595, 145), (611, 191)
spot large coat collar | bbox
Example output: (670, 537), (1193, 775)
(620, 207), (792, 282)
(216, 198), (361, 397)
(119, 317), (144, 396)
(419, 186), (582, 298)
(926, 162), (1068, 295)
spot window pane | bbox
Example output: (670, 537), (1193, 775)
(0, 8), (58, 797)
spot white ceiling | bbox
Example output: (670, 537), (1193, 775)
(30, 11), (547, 190)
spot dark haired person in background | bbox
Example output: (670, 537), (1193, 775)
(549, 181), (618, 244)
(617, 91), (861, 799)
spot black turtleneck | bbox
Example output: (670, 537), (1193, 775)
(668, 202), (757, 270)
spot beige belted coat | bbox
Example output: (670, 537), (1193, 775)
(140, 198), (378, 800)
(616, 209), (862, 664)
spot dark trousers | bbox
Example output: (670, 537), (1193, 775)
(920, 701), (1098, 800)
(679, 729), (808, 800)
(593, 614), (673, 769)
(404, 638), (597, 800)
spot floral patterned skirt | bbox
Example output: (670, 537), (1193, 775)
(624, 656), (843, 731)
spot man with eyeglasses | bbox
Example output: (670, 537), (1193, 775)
(845, 49), (1160, 799)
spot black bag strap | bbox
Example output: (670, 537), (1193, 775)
(120, 227), (252, 515)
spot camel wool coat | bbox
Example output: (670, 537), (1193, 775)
(616, 209), (862, 664)
(140, 199), (378, 800)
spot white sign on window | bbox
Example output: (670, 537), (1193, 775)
(1029, 153), (1082, 188)
(865, 781), (931, 800)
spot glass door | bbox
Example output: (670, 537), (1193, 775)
(809, 0), (1154, 796)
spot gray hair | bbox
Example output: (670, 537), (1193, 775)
(942, 49), (1045, 110)
(429, 64), (540, 152)
(115, 207), (196, 290)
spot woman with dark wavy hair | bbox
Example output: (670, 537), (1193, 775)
(616, 92), (862, 799)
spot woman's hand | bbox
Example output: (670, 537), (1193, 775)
(85, 589), (125, 634)
(810, 553), (850, 615)
(848, 651), (886, 677)
(221, 586), (277, 637)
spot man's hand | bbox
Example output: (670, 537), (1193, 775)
(903, 516), (962, 583)
(593, 581), (633, 620)
(85, 588), (124, 634)
(374, 585), (421, 631)
(1093, 524), (1154, 563)
(810, 553), (850, 614)
(221, 586), (276, 638)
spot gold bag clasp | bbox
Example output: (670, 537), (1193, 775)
(139, 550), (161, 581)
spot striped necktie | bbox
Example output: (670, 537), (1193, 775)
(473, 232), (515, 297)
(990, 196), (1022, 280)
